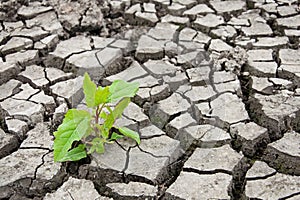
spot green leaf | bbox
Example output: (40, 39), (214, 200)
(113, 97), (130, 119)
(100, 111), (107, 120)
(57, 144), (87, 162)
(106, 106), (113, 113)
(83, 73), (110, 107)
(87, 145), (96, 154)
(83, 73), (97, 108)
(101, 128), (109, 139)
(108, 80), (139, 103)
(88, 138), (105, 154)
(103, 111), (115, 131)
(118, 127), (140, 144)
(54, 109), (91, 162)
(102, 98), (130, 131)
(95, 86), (110, 105)
(95, 123), (109, 139)
(110, 132), (124, 141)
(95, 141), (105, 154)
(89, 138), (105, 154)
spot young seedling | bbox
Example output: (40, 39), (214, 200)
(53, 73), (140, 162)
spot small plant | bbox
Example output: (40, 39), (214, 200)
(53, 73), (140, 162)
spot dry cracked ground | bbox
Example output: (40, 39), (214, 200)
(0, 0), (300, 199)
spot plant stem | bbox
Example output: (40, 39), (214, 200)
(98, 103), (106, 117)
(95, 105), (99, 124)
(94, 103), (106, 138)
(85, 141), (93, 145)
(93, 105), (100, 137)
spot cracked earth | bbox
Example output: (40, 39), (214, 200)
(0, 0), (300, 199)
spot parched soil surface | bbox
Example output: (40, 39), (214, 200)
(0, 0), (300, 199)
